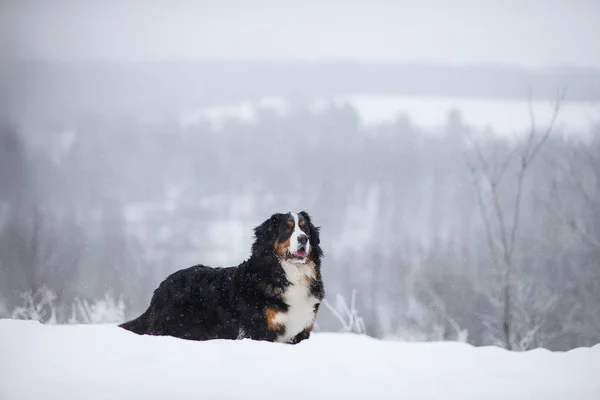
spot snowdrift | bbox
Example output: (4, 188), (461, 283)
(1, 319), (599, 400)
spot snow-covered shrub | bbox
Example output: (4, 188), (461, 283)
(389, 296), (469, 343)
(69, 292), (126, 324)
(11, 285), (58, 324)
(322, 289), (367, 334)
(10, 287), (126, 325)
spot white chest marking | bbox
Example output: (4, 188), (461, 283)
(275, 260), (320, 343)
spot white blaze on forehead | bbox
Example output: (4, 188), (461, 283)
(288, 212), (310, 258)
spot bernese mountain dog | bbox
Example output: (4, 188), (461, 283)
(119, 211), (324, 344)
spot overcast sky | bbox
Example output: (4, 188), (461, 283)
(2, 0), (599, 68)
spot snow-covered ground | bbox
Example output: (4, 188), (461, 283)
(1, 319), (599, 400)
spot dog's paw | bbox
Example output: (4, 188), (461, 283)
(289, 330), (310, 344)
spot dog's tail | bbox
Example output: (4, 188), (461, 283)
(119, 310), (150, 335)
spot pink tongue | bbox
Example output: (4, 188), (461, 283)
(294, 250), (306, 258)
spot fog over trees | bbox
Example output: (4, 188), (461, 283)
(1, 62), (599, 351)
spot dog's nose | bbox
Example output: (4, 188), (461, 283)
(298, 235), (308, 246)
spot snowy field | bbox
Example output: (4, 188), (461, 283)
(1, 319), (599, 400)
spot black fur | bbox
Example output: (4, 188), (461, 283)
(119, 211), (324, 344)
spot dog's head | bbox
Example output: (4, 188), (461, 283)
(252, 211), (322, 265)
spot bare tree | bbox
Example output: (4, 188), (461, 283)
(539, 128), (600, 345)
(544, 139), (600, 250)
(464, 90), (565, 349)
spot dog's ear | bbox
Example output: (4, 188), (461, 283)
(253, 213), (284, 240)
(300, 211), (320, 246)
(252, 213), (284, 256)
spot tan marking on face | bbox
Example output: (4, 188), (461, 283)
(274, 238), (291, 257)
(299, 220), (305, 228)
(266, 307), (284, 330)
(287, 220), (294, 228)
